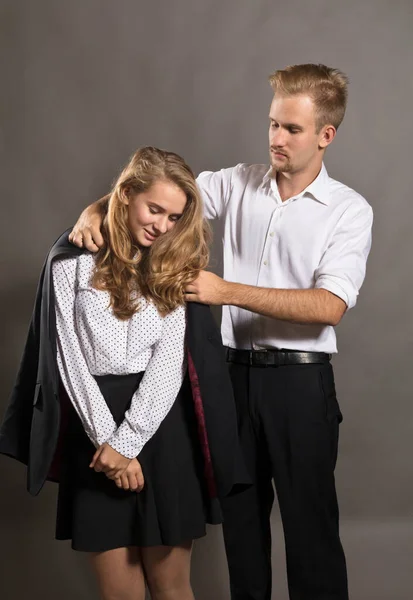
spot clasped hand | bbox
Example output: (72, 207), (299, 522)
(90, 442), (144, 492)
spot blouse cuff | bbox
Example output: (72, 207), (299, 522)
(106, 421), (143, 459)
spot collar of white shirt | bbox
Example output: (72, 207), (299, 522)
(261, 162), (330, 205)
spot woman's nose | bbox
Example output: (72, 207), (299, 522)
(154, 215), (169, 234)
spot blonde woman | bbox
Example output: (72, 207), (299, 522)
(0, 147), (249, 600)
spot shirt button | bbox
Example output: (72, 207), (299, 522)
(269, 232), (274, 237)
(263, 261), (268, 266)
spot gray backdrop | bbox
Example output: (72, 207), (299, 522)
(1, 1), (412, 598)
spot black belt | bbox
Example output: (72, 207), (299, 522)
(226, 347), (331, 367)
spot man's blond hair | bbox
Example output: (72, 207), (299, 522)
(269, 64), (349, 131)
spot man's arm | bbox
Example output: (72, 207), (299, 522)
(69, 165), (235, 251)
(186, 198), (373, 327)
(185, 271), (346, 326)
(196, 167), (235, 220)
(69, 195), (109, 251)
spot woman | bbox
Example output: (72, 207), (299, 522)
(0, 147), (250, 600)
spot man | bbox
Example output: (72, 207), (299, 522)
(70, 64), (373, 600)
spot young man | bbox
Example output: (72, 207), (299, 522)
(70, 64), (373, 600)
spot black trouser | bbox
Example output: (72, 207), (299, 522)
(221, 361), (348, 600)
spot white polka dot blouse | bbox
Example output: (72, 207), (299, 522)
(52, 253), (187, 459)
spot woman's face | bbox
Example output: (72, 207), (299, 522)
(125, 180), (187, 247)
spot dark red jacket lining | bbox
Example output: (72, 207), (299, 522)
(187, 350), (217, 498)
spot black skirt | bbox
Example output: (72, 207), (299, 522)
(56, 372), (222, 552)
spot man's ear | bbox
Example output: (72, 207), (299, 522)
(318, 124), (336, 149)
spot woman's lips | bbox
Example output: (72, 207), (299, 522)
(143, 230), (157, 242)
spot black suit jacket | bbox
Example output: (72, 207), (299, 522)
(0, 230), (251, 497)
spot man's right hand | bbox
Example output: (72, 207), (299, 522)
(69, 198), (107, 252)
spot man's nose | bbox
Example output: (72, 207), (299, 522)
(271, 128), (287, 147)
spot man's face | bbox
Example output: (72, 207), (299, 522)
(268, 94), (326, 175)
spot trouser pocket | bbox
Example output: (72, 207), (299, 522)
(319, 365), (343, 424)
(319, 365), (343, 468)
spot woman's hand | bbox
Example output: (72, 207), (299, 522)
(69, 196), (108, 252)
(114, 458), (145, 492)
(89, 443), (131, 480)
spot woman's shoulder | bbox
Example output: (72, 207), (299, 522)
(169, 303), (187, 319)
(52, 252), (96, 284)
(76, 252), (96, 267)
(159, 302), (187, 326)
(53, 251), (94, 268)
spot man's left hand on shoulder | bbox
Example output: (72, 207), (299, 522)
(185, 270), (229, 305)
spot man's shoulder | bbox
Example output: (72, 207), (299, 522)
(327, 175), (372, 213)
(224, 163), (270, 191)
(198, 162), (269, 182)
(232, 162), (269, 178)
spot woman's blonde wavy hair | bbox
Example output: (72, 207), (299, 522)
(91, 146), (210, 319)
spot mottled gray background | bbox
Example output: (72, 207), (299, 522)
(1, 1), (412, 598)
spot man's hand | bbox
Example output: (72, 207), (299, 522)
(185, 270), (231, 306)
(69, 198), (107, 252)
(90, 443), (131, 480)
(114, 458), (145, 492)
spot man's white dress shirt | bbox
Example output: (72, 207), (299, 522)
(197, 163), (373, 353)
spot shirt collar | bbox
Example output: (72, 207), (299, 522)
(262, 162), (331, 205)
(304, 163), (330, 205)
(262, 166), (273, 185)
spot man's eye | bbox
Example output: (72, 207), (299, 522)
(149, 208), (158, 214)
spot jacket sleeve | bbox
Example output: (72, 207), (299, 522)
(0, 259), (46, 463)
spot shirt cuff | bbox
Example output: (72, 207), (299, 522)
(106, 421), (143, 459)
(83, 425), (114, 450)
(315, 276), (357, 310)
